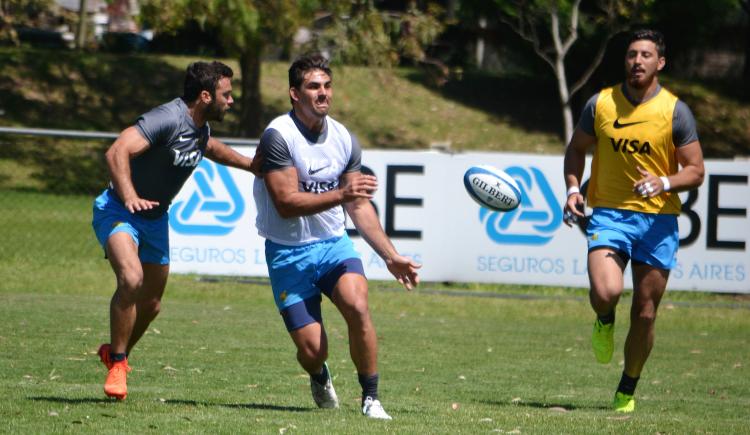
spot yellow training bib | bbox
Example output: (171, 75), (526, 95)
(588, 85), (681, 214)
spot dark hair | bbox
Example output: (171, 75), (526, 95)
(182, 61), (233, 102)
(627, 29), (666, 57)
(288, 53), (332, 90)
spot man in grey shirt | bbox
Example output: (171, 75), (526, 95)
(92, 61), (260, 400)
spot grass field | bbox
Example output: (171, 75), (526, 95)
(1, 191), (749, 433)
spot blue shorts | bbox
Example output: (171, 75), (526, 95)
(586, 207), (678, 270)
(265, 235), (365, 331)
(91, 189), (170, 265)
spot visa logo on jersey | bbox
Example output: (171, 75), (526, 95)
(172, 149), (203, 167)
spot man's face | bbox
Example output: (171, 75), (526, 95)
(291, 69), (332, 119)
(206, 76), (233, 122)
(625, 40), (665, 89)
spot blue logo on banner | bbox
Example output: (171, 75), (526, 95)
(169, 160), (245, 235)
(479, 166), (562, 245)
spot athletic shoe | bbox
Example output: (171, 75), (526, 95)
(97, 343), (113, 370)
(104, 359), (131, 400)
(613, 391), (635, 413)
(310, 363), (339, 409)
(591, 319), (615, 364)
(362, 396), (392, 420)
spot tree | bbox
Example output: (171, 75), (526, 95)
(140, 0), (318, 137)
(314, 1), (445, 70)
(0, 0), (55, 45)
(493, 0), (651, 142)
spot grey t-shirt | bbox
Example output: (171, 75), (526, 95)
(577, 84), (699, 146)
(113, 98), (210, 219)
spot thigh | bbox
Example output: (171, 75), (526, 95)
(632, 214), (678, 270)
(588, 247), (627, 298)
(331, 272), (369, 312)
(265, 240), (319, 311)
(136, 214), (170, 265)
(289, 320), (326, 353)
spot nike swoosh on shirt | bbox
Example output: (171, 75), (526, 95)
(613, 119), (648, 129)
(309, 165), (329, 175)
(178, 135), (194, 142)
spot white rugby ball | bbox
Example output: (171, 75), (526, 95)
(463, 165), (522, 211)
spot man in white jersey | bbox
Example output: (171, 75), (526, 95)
(92, 61), (260, 400)
(253, 53), (420, 420)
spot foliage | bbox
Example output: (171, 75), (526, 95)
(0, 0), (55, 45)
(314, 0), (445, 67)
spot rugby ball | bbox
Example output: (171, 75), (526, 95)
(463, 165), (522, 211)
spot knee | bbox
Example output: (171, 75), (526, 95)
(339, 297), (370, 322)
(298, 343), (327, 366)
(632, 306), (658, 326)
(589, 286), (620, 308)
(141, 298), (162, 321)
(116, 269), (144, 296)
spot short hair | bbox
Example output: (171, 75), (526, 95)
(627, 29), (666, 57)
(183, 61), (233, 102)
(288, 53), (332, 90)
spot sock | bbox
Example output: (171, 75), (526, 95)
(358, 373), (379, 404)
(310, 364), (330, 386)
(110, 352), (127, 362)
(598, 309), (615, 325)
(617, 372), (640, 396)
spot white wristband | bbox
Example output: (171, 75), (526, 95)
(660, 176), (671, 192)
(566, 186), (580, 197)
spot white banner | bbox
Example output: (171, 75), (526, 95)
(169, 148), (750, 293)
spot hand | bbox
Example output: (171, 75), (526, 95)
(633, 166), (665, 198)
(563, 191), (585, 227)
(385, 254), (421, 291)
(341, 174), (378, 202)
(123, 196), (159, 213)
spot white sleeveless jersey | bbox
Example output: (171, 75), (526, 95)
(253, 112), (361, 245)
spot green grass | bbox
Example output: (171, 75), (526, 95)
(1, 191), (749, 433)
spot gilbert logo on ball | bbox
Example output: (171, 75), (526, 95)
(463, 165), (522, 211)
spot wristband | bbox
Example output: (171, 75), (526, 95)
(566, 186), (580, 197)
(660, 176), (671, 192)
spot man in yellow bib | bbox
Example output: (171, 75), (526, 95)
(563, 29), (705, 412)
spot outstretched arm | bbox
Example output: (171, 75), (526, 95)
(105, 126), (158, 213)
(205, 137), (262, 177)
(343, 172), (421, 290)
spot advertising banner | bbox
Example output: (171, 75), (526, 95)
(169, 148), (749, 293)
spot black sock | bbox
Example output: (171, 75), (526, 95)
(110, 352), (127, 362)
(358, 373), (379, 404)
(310, 364), (330, 385)
(617, 372), (640, 395)
(598, 309), (615, 325)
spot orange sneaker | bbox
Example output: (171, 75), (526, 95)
(104, 359), (131, 400)
(97, 343), (113, 370)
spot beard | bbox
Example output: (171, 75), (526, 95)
(206, 101), (227, 122)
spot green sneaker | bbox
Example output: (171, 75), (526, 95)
(613, 391), (635, 413)
(591, 319), (614, 363)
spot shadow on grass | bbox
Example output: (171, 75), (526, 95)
(165, 398), (310, 413)
(479, 399), (611, 411)
(29, 396), (311, 412)
(28, 396), (114, 404)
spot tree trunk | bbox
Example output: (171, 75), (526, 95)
(76, 0), (88, 50)
(239, 49), (263, 137)
(553, 56), (573, 143)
